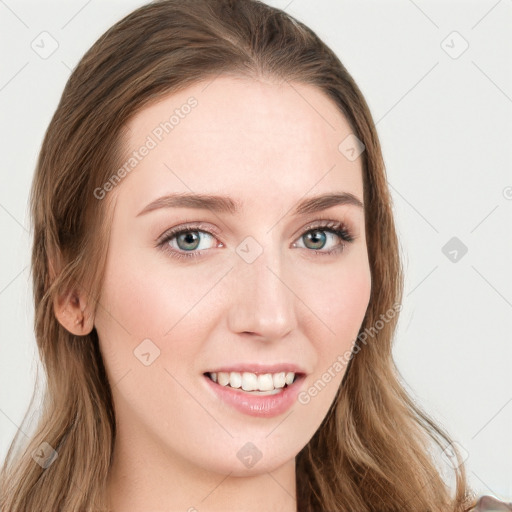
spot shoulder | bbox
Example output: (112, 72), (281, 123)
(468, 495), (512, 511)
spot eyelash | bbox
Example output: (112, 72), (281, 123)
(156, 219), (355, 261)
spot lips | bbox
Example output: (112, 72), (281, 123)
(201, 362), (308, 416)
(203, 371), (306, 417)
(204, 363), (307, 375)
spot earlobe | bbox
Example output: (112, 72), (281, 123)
(53, 289), (95, 336)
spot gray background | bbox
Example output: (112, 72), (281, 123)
(1, 0), (511, 500)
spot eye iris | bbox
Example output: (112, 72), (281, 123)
(304, 230), (326, 250)
(177, 231), (200, 251)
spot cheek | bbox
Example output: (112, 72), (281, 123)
(295, 261), (371, 421)
(305, 257), (371, 342)
(97, 263), (171, 338)
(94, 244), (225, 383)
(300, 254), (371, 383)
(331, 270), (371, 337)
(96, 244), (199, 340)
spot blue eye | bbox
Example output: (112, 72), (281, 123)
(169, 230), (215, 252)
(157, 222), (220, 261)
(157, 220), (354, 261)
(295, 225), (353, 253)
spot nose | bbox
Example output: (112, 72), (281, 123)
(226, 242), (298, 342)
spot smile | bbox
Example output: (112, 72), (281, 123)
(203, 369), (307, 418)
(206, 370), (298, 394)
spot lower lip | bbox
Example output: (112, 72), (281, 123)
(203, 374), (305, 418)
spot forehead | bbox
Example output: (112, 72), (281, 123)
(117, 75), (364, 213)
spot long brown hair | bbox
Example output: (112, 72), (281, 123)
(0, 0), (478, 510)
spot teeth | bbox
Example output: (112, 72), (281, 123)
(273, 372), (286, 388)
(229, 372), (242, 389)
(257, 373), (274, 391)
(241, 372), (258, 391)
(209, 371), (296, 392)
(217, 372), (230, 386)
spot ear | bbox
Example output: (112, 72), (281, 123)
(53, 287), (95, 336)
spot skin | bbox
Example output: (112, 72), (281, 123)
(56, 75), (371, 511)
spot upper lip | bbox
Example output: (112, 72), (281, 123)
(205, 363), (307, 375)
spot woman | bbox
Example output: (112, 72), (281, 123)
(0, 0), (509, 510)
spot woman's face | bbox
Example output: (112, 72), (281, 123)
(94, 75), (371, 477)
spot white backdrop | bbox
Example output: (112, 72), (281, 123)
(0, 0), (511, 501)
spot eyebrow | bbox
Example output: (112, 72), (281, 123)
(136, 191), (364, 217)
